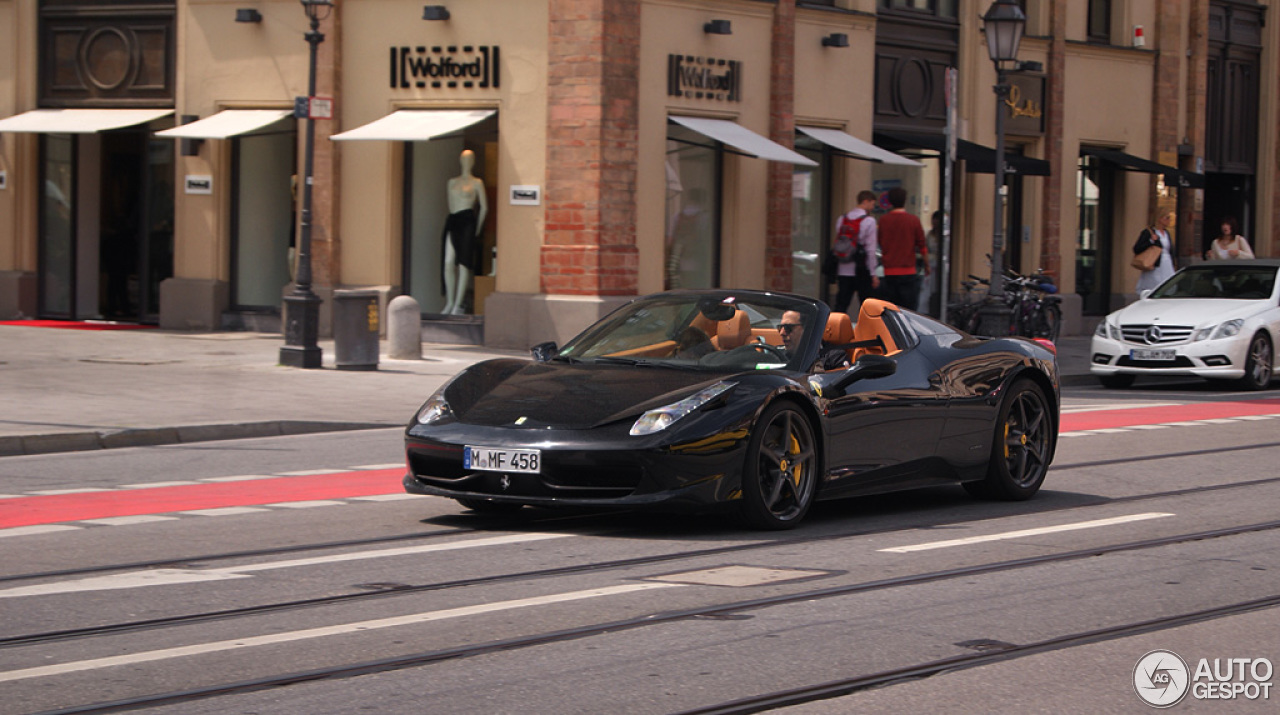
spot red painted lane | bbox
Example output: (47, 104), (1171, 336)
(0, 469), (404, 529)
(1060, 397), (1280, 432)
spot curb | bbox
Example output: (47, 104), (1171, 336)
(0, 421), (391, 457)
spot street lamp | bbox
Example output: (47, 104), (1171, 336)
(280, 0), (334, 369)
(974, 0), (1026, 338)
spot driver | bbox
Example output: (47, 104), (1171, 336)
(777, 310), (805, 355)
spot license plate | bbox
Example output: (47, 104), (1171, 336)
(464, 446), (541, 474)
(1131, 348), (1176, 361)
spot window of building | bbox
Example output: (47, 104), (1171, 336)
(1087, 0), (1111, 44)
(664, 124), (722, 290)
(231, 124), (296, 310)
(791, 135), (829, 301)
(877, 0), (958, 20)
(1076, 152), (1114, 314)
(39, 135), (76, 318)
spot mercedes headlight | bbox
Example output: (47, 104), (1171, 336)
(630, 382), (733, 436)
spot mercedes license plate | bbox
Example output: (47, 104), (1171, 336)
(1130, 348), (1176, 361)
(464, 446), (541, 474)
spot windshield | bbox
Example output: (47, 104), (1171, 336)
(556, 292), (821, 371)
(1150, 265), (1277, 300)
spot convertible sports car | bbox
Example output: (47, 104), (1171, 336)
(404, 291), (1060, 529)
(1091, 259), (1279, 390)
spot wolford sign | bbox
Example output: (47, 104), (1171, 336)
(667, 55), (741, 102)
(390, 45), (500, 89)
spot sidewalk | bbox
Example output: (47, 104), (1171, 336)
(0, 324), (1093, 457)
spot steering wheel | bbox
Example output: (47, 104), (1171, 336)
(728, 341), (789, 362)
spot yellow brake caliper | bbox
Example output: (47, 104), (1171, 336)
(788, 435), (802, 486)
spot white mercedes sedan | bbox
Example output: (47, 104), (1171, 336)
(1091, 259), (1279, 390)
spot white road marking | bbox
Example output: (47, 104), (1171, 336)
(275, 469), (339, 476)
(179, 507), (271, 517)
(0, 533), (573, 598)
(28, 489), (113, 495)
(350, 463), (403, 470)
(0, 525), (81, 538)
(119, 481), (201, 489)
(265, 500), (346, 509)
(199, 475), (278, 482)
(0, 582), (679, 683)
(350, 493), (419, 501)
(879, 513), (1175, 553)
(80, 515), (180, 526)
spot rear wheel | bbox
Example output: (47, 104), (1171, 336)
(964, 379), (1052, 501)
(739, 402), (818, 530)
(1038, 302), (1062, 341)
(1236, 333), (1273, 391)
(1098, 374), (1135, 389)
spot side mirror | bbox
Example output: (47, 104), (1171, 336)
(808, 354), (896, 398)
(530, 341), (558, 363)
(1139, 289), (1152, 300)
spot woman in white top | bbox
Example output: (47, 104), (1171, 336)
(1134, 209), (1176, 294)
(1204, 216), (1254, 261)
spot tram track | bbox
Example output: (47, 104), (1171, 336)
(21, 519), (1280, 715)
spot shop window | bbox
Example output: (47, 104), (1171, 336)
(231, 124), (296, 310)
(664, 124), (722, 290)
(39, 135), (76, 318)
(1075, 152), (1114, 314)
(791, 136), (829, 301)
(402, 114), (498, 315)
(1087, 0), (1111, 44)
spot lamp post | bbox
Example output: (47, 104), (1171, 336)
(280, 0), (333, 369)
(974, 0), (1025, 338)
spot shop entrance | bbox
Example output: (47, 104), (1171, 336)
(38, 129), (174, 322)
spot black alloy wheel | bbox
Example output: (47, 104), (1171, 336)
(739, 402), (818, 530)
(1237, 333), (1274, 391)
(965, 379), (1052, 501)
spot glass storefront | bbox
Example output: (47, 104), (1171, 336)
(232, 126), (296, 309)
(1075, 153), (1114, 314)
(664, 123), (720, 290)
(790, 136), (828, 301)
(39, 134), (75, 318)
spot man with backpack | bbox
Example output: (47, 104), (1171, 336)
(830, 190), (880, 314)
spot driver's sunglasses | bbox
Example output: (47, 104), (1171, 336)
(778, 323), (802, 333)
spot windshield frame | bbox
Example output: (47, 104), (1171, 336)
(555, 290), (826, 373)
(1149, 265), (1279, 301)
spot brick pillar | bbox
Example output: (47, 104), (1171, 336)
(541, 0), (640, 296)
(312, 6), (341, 289)
(765, 0), (797, 293)
(1183, 0), (1209, 259)
(1153, 1), (1183, 241)
(1040, 0), (1067, 280)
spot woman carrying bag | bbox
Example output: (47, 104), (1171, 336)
(1204, 216), (1254, 260)
(1133, 209), (1176, 294)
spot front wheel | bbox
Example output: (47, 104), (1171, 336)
(738, 402), (818, 530)
(1236, 333), (1274, 391)
(964, 379), (1052, 501)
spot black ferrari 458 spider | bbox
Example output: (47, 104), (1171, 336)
(404, 290), (1060, 529)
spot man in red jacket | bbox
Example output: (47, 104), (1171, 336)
(877, 186), (929, 309)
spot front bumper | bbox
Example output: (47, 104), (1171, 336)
(403, 420), (752, 511)
(1089, 335), (1248, 380)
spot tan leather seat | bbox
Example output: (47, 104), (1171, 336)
(713, 310), (751, 350)
(823, 312), (855, 365)
(851, 298), (901, 361)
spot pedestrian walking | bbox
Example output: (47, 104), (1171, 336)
(876, 187), (928, 309)
(1204, 216), (1254, 260)
(1133, 208), (1176, 294)
(830, 190), (880, 314)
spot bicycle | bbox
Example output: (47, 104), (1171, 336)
(945, 275), (987, 334)
(1006, 269), (1061, 341)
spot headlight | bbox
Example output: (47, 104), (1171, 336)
(630, 382), (734, 436)
(1213, 319), (1244, 340)
(416, 392), (452, 425)
(1095, 321), (1121, 340)
(1094, 321), (1107, 337)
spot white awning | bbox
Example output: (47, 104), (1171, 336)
(331, 108), (495, 142)
(155, 109), (292, 139)
(0, 109), (174, 134)
(669, 116), (817, 166)
(796, 126), (923, 167)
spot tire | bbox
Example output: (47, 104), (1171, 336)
(963, 379), (1052, 501)
(1236, 333), (1274, 391)
(456, 497), (525, 514)
(1038, 302), (1062, 342)
(1098, 374), (1135, 389)
(738, 402), (818, 530)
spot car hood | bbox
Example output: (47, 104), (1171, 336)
(444, 359), (735, 429)
(1109, 298), (1263, 327)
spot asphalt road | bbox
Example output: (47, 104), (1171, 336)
(2, 385), (1279, 714)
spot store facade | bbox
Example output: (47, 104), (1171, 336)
(2, 0), (1277, 347)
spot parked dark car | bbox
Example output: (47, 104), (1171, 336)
(405, 290), (1060, 529)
